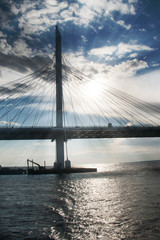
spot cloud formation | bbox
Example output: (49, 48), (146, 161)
(9, 0), (137, 39)
(89, 42), (154, 59)
(0, 0), (159, 79)
(0, 53), (50, 73)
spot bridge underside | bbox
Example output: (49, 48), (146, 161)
(0, 127), (160, 140)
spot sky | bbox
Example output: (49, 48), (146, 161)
(0, 0), (160, 167)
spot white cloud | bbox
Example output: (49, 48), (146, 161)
(0, 39), (12, 55)
(0, 66), (25, 85)
(0, 31), (7, 38)
(139, 28), (146, 32)
(11, 1), (37, 15)
(105, 56), (114, 61)
(152, 63), (160, 67)
(11, 5), (21, 15)
(76, 5), (96, 25)
(153, 36), (158, 41)
(89, 42), (154, 59)
(79, 0), (137, 16)
(113, 69), (160, 102)
(10, 0), (137, 39)
(81, 35), (88, 43)
(104, 0), (136, 15)
(0, 34), (51, 57)
(117, 43), (153, 58)
(128, 0), (138, 3)
(129, 53), (138, 58)
(117, 20), (131, 30)
(16, 1), (65, 36)
(65, 50), (148, 87)
(110, 59), (148, 78)
(12, 39), (33, 56)
(89, 45), (116, 56)
(98, 26), (103, 30)
(64, 51), (94, 76)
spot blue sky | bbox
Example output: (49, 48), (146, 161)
(0, 0), (160, 167)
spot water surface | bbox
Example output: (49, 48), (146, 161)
(0, 161), (160, 239)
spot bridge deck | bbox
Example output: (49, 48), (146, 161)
(0, 126), (160, 140)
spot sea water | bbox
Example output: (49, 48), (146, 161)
(0, 161), (160, 240)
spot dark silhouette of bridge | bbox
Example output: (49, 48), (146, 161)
(1, 26), (160, 169)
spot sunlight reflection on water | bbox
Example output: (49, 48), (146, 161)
(0, 161), (160, 239)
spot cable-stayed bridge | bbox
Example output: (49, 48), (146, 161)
(1, 26), (160, 168)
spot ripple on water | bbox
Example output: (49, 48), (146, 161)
(0, 162), (160, 239)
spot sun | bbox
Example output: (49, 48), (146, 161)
(83, 79), (104, 99)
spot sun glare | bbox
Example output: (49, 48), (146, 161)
(83, 79), (103, 99)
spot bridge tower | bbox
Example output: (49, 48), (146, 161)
(54, 25), (64, 169)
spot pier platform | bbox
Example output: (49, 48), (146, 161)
(27, 167), (97, 174)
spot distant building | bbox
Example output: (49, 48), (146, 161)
(108, 123), (112, 128)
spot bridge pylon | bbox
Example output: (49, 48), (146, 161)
(54, 25), (65, 169)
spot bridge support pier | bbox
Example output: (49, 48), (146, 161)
(54, 135), (64, 169)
